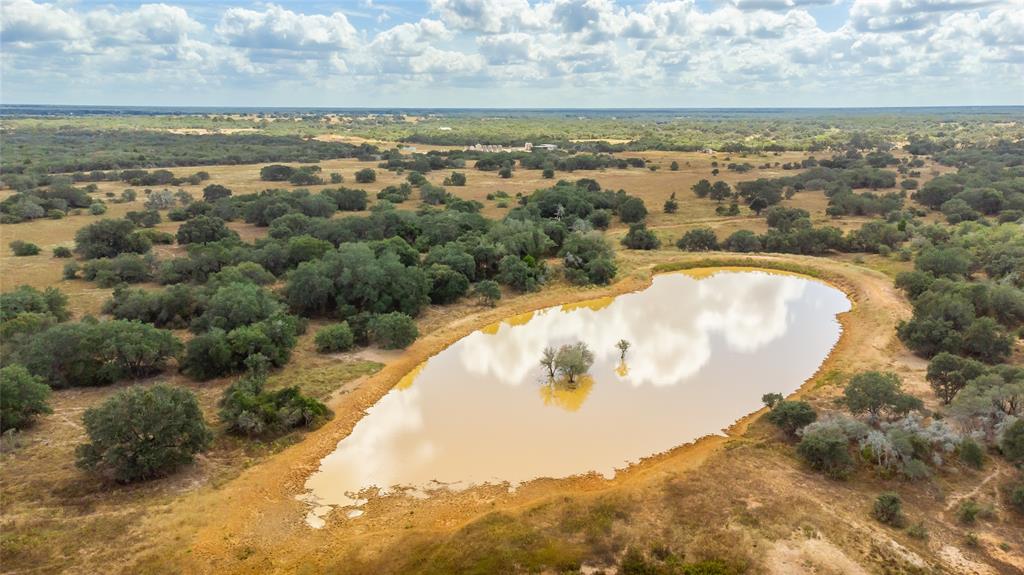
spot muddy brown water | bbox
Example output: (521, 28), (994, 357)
(301, 269), (851, 527)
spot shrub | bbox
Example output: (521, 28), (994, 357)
(0, 364), (52, 432)
(9, 240), (40, 256)
(260, 164), (295, 181)
(202, 184), (232, 202)
(428, 264), (470, 303)
(368, 312), (418, 349)
(473, 280), (502, 307)
(959, 437), (985, 469)
(798, 424), (855, 479)
(873, 492), (903, 526)
(722, 230), (761, 252)
(677, 228), (719, 251)
(181, 329), (234, 380)
(762, 392), (784, 409)
(354, 168), (377, 183)
(443, 172), (467, 186)
(219, 369), (331, 437)
(588, 209), (612, 230)
(843, 371), (922, 419)
(63, 261), (80, 279)
(176, 215), (237, 245)
(621, 223), (661, 250)
(560, 232), (616, 285)
(497, 255), (544, 292)
(907, 522), (929, 539)
(315, 322), (355, 353)
(325, 187), (368, 211)
(191, 283), (283, 333)
(15, 320), (181, 388)
(618, 197), (648, 223)
(126, 209), (161, 228)
(1001, 419), (1024, 463)
(927, 352), (985, 404)
(76, 384), (212, 482)
(956, 498), (992, 524)
(75, 218), (150, 259)
(1008, 480), (1024, 514)
(81, 254), (152, 287)
(765, 400), (817, 437)
(0, 285), (69, 322)
(52, 246), (73, 258)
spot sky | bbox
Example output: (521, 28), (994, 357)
(1, 0), (1022, 108)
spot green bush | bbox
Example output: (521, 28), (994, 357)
(872, 492), (903, 526)
(473, 280), (502, 307)
(1001, 419), (1024, 463)
(76, 384), (212, 483)
(0, 285), (69, 322)
(10, 240), (40, 256)
(765, 400), (817, 437)
(315, 322), (355, 353)
(15, 320), (182, 388)
(81, 254), (152, 287)
(428, 264), (470, 303)
(797, 425), (855, 479)
(907, 522), (929, 539)
(842, 371), (922, 419)
(959, 437), (985, 469)
(218, 368), (331, 437)
(1008, 480), (1024, 514)
(677, 228), (719, 251)
(618, 197), (647, 223)
(368, 312), (418, 349)
(354, 168), (376, 183)
(621, 223), (661, 250)
(74, 218), (150, 259)
(52, 246), (73, 258)
(956, 498), (992, 524)
(176, 215), (236, 245)
(181, 314), (302, 380)
(89, 202), (107, 215)
(0, 364), (52, 431)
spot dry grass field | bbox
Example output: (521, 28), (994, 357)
(1, 146), (1018, 575)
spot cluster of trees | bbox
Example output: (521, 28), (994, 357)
(0, 181), (98, 223)
(11, 318), (181, 388)
(219, 360), (331, 437)
(913, 141), (1024, 225)
(895, 233), (1022, 364)
(259, 164), (326, 186)
(2, 128), (379, 177)
(539, 342), (595, 385)
(677, 207), (909, 256)
(762, 370), (1008, 483)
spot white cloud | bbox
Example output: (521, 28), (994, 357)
(215, 4), (359, 51)
(0, 0), (83, 44)
(1, 0), (1021, 106)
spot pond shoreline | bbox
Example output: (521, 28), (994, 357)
(188, 253), (885, 571)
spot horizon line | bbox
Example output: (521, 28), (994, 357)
(3, 103), (1024, 112)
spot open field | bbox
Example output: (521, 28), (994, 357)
(1, 115), (1022, 575)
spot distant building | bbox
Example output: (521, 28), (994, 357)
(534, 143), (558, 151)
(439, 126), (452, 131)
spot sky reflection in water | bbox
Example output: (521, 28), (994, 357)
(301, 270), (850, 526)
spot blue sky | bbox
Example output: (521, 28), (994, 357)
(2, 0), (1022, 108)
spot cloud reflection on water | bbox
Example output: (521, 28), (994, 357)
(301, 271), (848, 527)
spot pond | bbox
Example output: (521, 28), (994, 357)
(300, 269), (851, 527)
